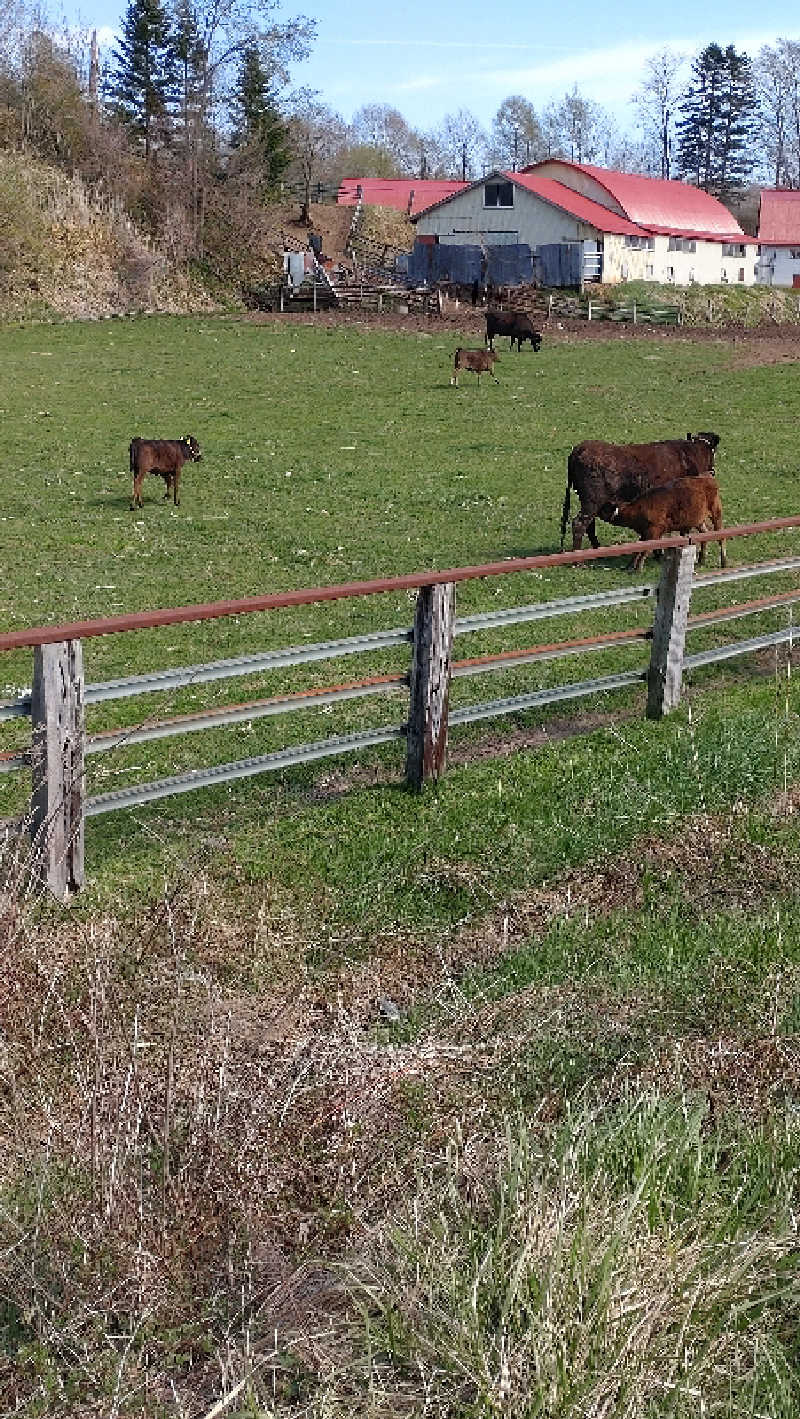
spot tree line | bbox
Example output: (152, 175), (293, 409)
(2, 0), (800, 285)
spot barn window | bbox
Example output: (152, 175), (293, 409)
(484, 181), (514, 208)
(738, 267), (745, 282)
(624, 235), (654, 249)
(668, 237), (696, 253)
(791, 249), (800, 259)
(723, 242), (746, 257)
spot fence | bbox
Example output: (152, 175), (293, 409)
(2, 517), (800, 899)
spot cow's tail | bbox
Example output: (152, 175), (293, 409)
(560, 471), (572, 551)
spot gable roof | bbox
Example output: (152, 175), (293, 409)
(758, 189), (800, 245)
(511, 172), (647, 236)
(523, 161), (746, 240)
(337, 178), (469, 216)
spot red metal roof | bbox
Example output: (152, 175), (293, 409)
(337, 178), (469, 216)
(523, 161), (745, 238)
(758, 189), (800, 245)
(511, 172), (648, 236)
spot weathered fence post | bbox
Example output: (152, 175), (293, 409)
(646, 546), (696, 720)
(406, 582), (455, 789)
(30, 639), (85, 898)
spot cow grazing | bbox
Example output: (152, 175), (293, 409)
(485, 308), (542, 352)
(561, 432), (720, 552)
(129, 436), (202, 510)
(610, 473), (726, 570)
(451, 348), (499, 387)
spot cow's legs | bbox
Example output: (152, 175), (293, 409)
(130, 472), (145, 510)
(163, 473), (173, 500)
(572, 514), (600, 551)
(173, 468), (181, 506)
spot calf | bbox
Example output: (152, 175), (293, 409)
(129, 436), (202, 510)
(451, 348), (499, 387)
(610, 473), (726, 571)
(561, 432), (721, 551)
(485, 309), (542, 352)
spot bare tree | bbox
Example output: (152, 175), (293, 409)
(756, 40), (800, 187)
(287, 87), (346, 219)
(542, 86), (602, 164)
(633, 48), (684, 178)
(348, 103), (423, 174)
(434, 107), (488, 180)
(488, 96), (544, 170)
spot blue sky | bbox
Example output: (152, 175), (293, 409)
(73, 0), (799, 133)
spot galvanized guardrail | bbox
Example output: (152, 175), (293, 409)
(2, 522), (799, 898)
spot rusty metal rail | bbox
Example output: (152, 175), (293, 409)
(3, 516), (800, 897)
(2, 516), (800, 653)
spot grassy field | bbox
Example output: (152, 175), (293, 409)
(1, 314), (799, 1417)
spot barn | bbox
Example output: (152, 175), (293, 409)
(755, 189), (800, 286)
(337, 178), (469, 217)
(411, 161), (759, 288)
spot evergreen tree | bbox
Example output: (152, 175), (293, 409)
(676, 44), (759, 201)
(229, 43), (289, 192)
(108, 0), (177, 157)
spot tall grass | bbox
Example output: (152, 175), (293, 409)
(351, 1097), (799, 1418)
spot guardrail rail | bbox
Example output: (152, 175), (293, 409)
(2, 518), (799, 898)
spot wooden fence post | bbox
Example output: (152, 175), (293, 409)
(646, 546), (696, 719)
(406, 583), (455, 789)
(30, 639), (85, 898)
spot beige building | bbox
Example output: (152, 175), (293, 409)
(413, 161), (758, 288)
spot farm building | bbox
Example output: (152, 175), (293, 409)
(337, 178), (468, 217)
(755, 189), (800, 286)
(410, 161), (758, 288)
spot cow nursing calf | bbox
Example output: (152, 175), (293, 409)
(485, 309), (542, 353)
(129, 436), (202, 510)
(561, 432), (721, 551)
(451, 348), (499, 387)
(611, 473), (727, 570)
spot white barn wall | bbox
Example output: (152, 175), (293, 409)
(604, 236), (758, 286)
(757, 246), (800, 285)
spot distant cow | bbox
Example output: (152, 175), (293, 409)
(129, 436), (202, 510)
(485, 309), (542, 352)
(451, 348), (499, 387)
(561, 431), (720, 552)
(611, 473), (726, 570)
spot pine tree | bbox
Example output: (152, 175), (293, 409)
(108, 0), (177, 157)
(676, 44), (759, 201)
(229, 44), (289, 193)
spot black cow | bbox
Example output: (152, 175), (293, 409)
(560, 432), (720, 551)
(485, 309), (542, 352)
(129, 436), (202, 510)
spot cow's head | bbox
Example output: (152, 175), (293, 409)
(182, 436), (202, 461)
(688, 431), (720, 452)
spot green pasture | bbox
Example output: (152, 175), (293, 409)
(2, 314), (800, 1416)
(1, 314), (800, 909)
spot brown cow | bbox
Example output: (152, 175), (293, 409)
(561, 432), (720, 551)
(610, 473), (726, 570)
(451, 348), (499, 387)
(129, 436), (202, 510)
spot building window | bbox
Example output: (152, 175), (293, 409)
(623, 235), (654, 249)
(484, 181), (513, 208)
(645, 264), (654, 277)
(668, 237), (696, 253)
(791, 249), (800, 259)
(738, 267), (745, 282)
(723, 242), (746, 257)
(666, 266), (675, 281)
